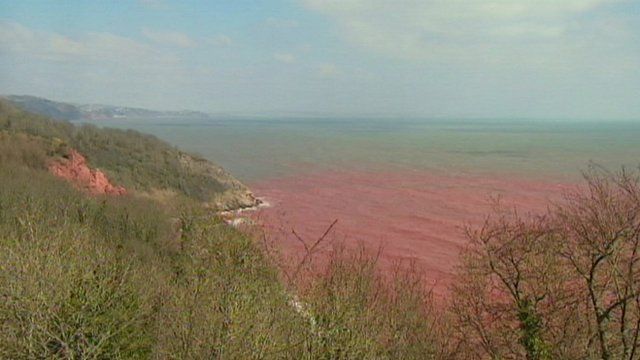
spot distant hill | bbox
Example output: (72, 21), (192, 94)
(4, 95), (85, 120)
(3, 95), (211, 121)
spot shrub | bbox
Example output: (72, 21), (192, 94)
(0, 167), (156, 359)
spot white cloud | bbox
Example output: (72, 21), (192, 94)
(0, 21), (173, 64)
(301, 0), (637, 69)
(303, 0), (618, 19)
(142, 28), (196, 48)
(273, 52), (297, 64)
(208, 34), (233, 47)
(318, 63), (338, 76)
(266, 17), (300, 28)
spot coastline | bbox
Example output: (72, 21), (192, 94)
(219, 196), (271, 226)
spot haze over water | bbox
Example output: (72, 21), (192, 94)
(84, 117), (640, 183)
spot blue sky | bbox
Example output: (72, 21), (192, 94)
(1, 0), (639, 119)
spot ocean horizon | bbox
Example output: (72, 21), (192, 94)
(80, 116), (640, 183)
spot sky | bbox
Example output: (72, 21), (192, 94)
(1, 0), (639, 119)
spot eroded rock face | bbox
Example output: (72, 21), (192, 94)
(49, 149), (126, 196)
(177, 153), (261, 210)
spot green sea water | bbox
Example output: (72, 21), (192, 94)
(80, 118), (640, 183)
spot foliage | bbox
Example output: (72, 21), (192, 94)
(449, 167), (640, 359)
(294, 245), (442, 359)
(0, 99), (228, 202)
(0, 166), (158, 359)
(0, 160), (441, 359)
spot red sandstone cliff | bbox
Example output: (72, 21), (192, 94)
(48, 149), (126, 196)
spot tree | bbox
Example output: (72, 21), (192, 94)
(449, 168), (640, 359)
(555, 168), (640, 359)
(450, 207), (563, 359)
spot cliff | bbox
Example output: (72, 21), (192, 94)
(48, 149), (127, 196)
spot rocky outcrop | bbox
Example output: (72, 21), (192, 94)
(177, 153), (261, 210)
(49, 149), (126, 196)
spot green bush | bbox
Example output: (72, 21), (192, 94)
(154, 216), (311, 359)
(0, 167), (156, 359)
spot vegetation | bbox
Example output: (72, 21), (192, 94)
(1, 100), (639, 358)
(0, 103), (441, 358)
(0, 161), (441, 358)
(449, 167), (640, 359)
(0, 99), (245, 204)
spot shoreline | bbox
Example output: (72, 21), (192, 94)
(219, 196), (272, 227)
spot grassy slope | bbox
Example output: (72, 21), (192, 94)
(0, 101), (440, 358)
(0, 164), (310, 358)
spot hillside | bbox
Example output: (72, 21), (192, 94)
(0, 97), (440, 359)
(4, 95), (211, 120)
(0, 153), (313, 358)
(0, 99), (258, 210)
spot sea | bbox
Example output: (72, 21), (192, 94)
(82, 117), (640, 294)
